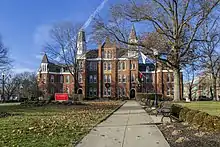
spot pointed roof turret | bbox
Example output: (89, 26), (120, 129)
(41, 53), (49, 63)
(129, 24), (138, 41)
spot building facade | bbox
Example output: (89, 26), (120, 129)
(37, 26), (183, 99)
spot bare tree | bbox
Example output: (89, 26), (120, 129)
(200, 20), (220, 100)
(93, 0), (220, 101)
(4, 73), (20, 101)
(44, 22), (81, 94)
(0, 35), (12, 70)
(18, 72), (43, 100)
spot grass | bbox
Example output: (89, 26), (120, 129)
(0, 101), (121, 147)
(178, 101), (220, 117)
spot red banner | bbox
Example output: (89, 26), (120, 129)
(55, 93), (68, 101)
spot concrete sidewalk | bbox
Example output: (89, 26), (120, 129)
(76, 101), (170, 147)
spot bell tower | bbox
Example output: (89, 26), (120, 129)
(77, 29), (87, 58)
(128, 25), (138, 58)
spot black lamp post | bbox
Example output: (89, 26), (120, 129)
(2, 73), (5, 102)
(153, 49), (158, 108)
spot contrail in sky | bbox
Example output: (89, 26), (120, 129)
(81, 0), (109, 30)
(56, 0), (108, 61)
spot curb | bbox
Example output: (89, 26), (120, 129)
(73, 101), (127, 146)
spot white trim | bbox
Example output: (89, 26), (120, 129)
(39, 72), (72, 75)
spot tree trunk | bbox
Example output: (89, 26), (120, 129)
(212, 76), (217, 101)
(173, 68), (181, 101)
(210, 86), (213, 100)
(188, 86), (192, 101)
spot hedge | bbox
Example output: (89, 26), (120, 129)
(171, 104), (220, 132)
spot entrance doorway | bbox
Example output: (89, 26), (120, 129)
(78, 89), (83, 94)
(130, 89), (135, 99)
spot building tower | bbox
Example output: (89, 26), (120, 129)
(128, 24), (138, 58)
(76, 29), (87, 58)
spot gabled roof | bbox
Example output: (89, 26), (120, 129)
(41, 54), (49, 63)
(102, 37), (115, 48)
(86, 50), (98, 59)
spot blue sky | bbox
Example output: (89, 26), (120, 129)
(0, 0), (121, 73)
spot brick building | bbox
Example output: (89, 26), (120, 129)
(37, 26), (183, 99)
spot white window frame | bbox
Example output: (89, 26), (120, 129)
(66, 75), (70, 84)
(78, 73), (82, 83)
(122, 75), (126, 83)
(89, 75), (93, 83)
(119, 75), (122, 83)
(50, 75), (54, 83)
(94, 75), (97, 83)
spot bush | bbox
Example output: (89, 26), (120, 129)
(213, 116), (220, 131)
(171, 104), (183, 118)
(192, 112), (208, 128)
(202, 115), (216, 131)
(186, 110), (200, 124)
(179, 107), (191, 121)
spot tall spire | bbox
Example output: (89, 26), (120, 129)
(41, 53), (49, 63)
(129, 24), (138, 42)
(77, 29), (87, 56)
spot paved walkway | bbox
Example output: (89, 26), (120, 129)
(76, 101), (170, 147)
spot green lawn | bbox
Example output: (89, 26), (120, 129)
(0, 101), (121, 147)
(179, 101), (220, 116)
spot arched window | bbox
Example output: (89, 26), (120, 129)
(122, 75), (126, 83)
(122, 62), (126, 70)
(78, 73), (82, 83)
(50, 75), (54, 83)
(104, 62), (107, 70)
(89, 75), (93, 83)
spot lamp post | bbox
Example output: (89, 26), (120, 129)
(153, 49), (158, 108)
(2, 73), (5, 102)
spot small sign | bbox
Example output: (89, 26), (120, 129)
(55, 93), (68, 101)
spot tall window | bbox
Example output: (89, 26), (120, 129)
(89, 75), (93, 83)
(119, 75), (122, 83)
(131, 74), (135, 82)
(122, 88), (125, 96)
(78, 73), (82, 83)
(93, 88), (97, 96)
(167, 73), (173, 83)
(94, 63), (97, 71)
(89, 88), (93, 96)
(104, 62), (107, 71)
(104, 88), (111, 96)
(146, 73), (152, 83)
(107, 75), (111, 83)
(50, 75), (54, 83)
(108, 63), (111, 70)
(94, 75), (97, 83)
(104, 75), (107, 83)
(60, 75), (63, 83)
(79, 61), (83, 70)
(50, 87), (54, 94)
(122, 62), (126, 70)
(89, 62), (93, 71)
(122, 75), (126, 83)
(66, 75), (70, 83)
(130, 63), (136, 69)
